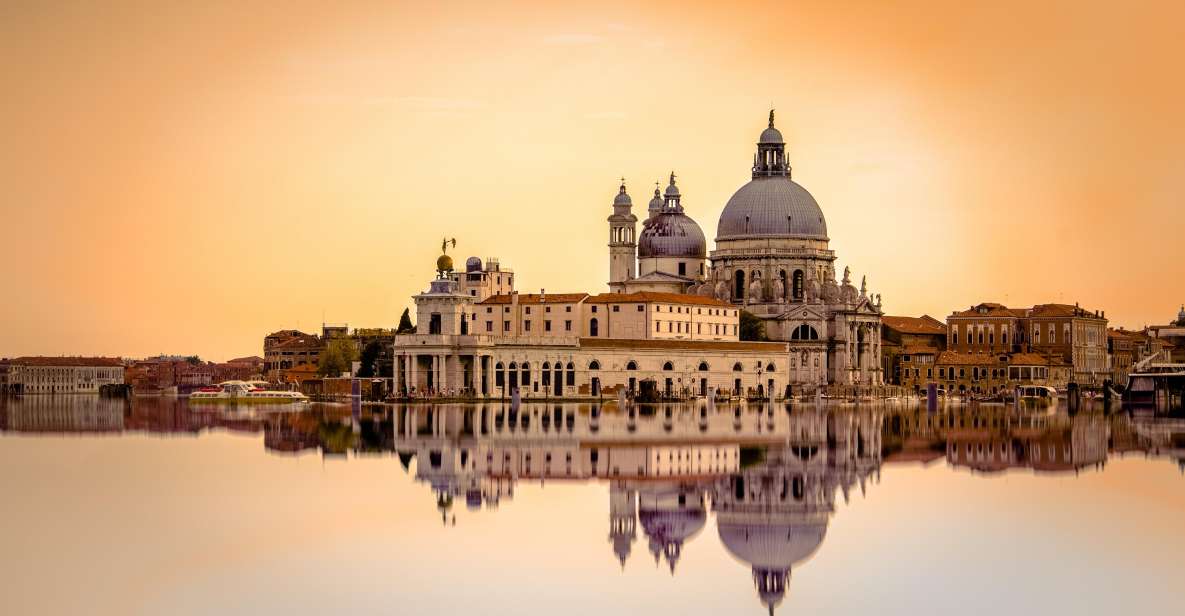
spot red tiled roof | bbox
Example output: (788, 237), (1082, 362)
(269, 336), (323, 350)
(479, 293), (589, 305)
(586, 292), (732, 307)
(901, 344), (940, 356)
(1007, 353), (1049, 366)
(949, 303), (1026, 318)
(882, 315), (946, 335)
(1028, 303), (1105, 319)
(11, 356), (123, 367)
(935, 351), (1004, 366)
(227, 356), (264, 364)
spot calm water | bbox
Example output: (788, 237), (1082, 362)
(1, 396), (1183, 615)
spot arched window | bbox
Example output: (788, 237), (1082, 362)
(732, 362), (743, 372)
(790, 324), (819, 340)
(626, 360), (637, 370)
(566, 362), (575, 386)
(589, 317), (599, 337)
(662, 361), (674, 371)
(698, 361), (709, 371)
(766, 362), (775, 372)
(734, 270), (745, 300)
(521, 362), (530, 386)
(542, 361), (550, 370)
(589, 360), (601, 370)
(792, 269), (804, 300)
(495, 362), (505, 387)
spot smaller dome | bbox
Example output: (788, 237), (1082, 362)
(648, 187), (664, 212)
(436, 254), (454, 272)
(759, 126), (784, 144)
(663, 172), (681, 198)
(465, 256), (482, 272)
(614, 183), (632, 206)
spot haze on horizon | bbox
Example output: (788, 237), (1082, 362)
(2, 0), (1183, 361)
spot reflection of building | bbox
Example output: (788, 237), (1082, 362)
(392, 402), (883, 613)
(4, 356), (124, 395)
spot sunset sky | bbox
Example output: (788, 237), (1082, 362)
(3, 0), (1184, 361)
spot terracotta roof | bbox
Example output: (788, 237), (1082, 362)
(579, 338), (787, 352)
(1007, 353), (1049, 366)
(586, 292), (732, 307)
(901, 344), (940, 356)
(269, 336), (323, 350)
(266, 329), (310, 338)
(935, 351), (1004, 366)
(949, 303), (1026, 318)
(1029, 303), (1104, 319)
(227, 356), (264, 364)
(882, 315), (946, 335)
(479, 293), (589, 305)
(11, 356), (123, 367)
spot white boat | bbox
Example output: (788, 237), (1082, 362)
(188, 380), (309, 404)
(1017, 385), (1059, 401)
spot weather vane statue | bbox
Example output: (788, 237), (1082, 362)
(441, 237), (456, 255)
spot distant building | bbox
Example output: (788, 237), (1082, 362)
(1145, 305), (1185, 362)
(263, 330), (325, 382)
(5, 357), (124, 395)
(946, 302), (1109, 386)
(880, 315), (947, 386)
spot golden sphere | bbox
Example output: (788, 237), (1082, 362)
(436, 254), (454, 272)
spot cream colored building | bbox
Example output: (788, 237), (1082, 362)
(6, 357), (124, 394)
(395, 112), (889, 396)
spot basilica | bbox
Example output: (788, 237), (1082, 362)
(608, 110), (884, 386)
(392, 112), (884, 398)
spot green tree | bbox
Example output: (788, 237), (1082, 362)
(739, 310), (768, 341)
(318, 338), (360, 377)
(396, 308), (415, 334)
(356, 340), (382, 378)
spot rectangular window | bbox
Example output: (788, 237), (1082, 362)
(524, 321), (531, 332)
(678, 262), (686, 276)
(565, 306), (571, 312)
(656, 321), (661, 332)
(544, 320), (551, 332)
(565, 320), (572, 331)
(485, 321), (493, 332)
(637, 304), (644, 311)
(545, 306), (551, 313)
(503, 321), (511, 332)
(591, 306), (597, 313)
(612, 305), (620, 312)
(525, 307), (531, 314)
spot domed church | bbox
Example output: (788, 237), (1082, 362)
(607, 112), (885, 386)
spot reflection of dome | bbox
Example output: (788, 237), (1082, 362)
(436, 254), (454, 272)
(465, 256), (482, 272)
(716, 178), (828, 241)
(718, 519), (828, 613)
(638, 213), (707, 258)
(639, 507), (706, 573)
(718, 521), (827, 570)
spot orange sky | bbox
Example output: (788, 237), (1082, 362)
(2, 0), (1183, 361)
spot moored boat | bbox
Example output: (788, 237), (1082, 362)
(189, 380), (308, 404)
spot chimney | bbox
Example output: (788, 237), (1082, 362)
(540, 288), (546, 303)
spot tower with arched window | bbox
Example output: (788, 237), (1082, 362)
(607, 181), (638, 292)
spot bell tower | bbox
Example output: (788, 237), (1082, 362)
(607, 179), (637, 292)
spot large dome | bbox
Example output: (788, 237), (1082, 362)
(639, 211), (707, 258)
(716, 177), (828, 241)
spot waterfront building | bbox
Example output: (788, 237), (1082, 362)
(1146, 305), (1185, 362)
(946, 302), (1109, 386)
(4, 357), (124, 395)
(263, 329), (327, 382)
(393, 112), (887, 395)
(880, 315), (947, 386)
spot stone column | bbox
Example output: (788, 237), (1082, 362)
(408, 355), (418, 395)
(393, 353), (403, 396)
(440, 353), (449, 393)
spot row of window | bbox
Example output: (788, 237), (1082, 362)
(655, 321), (734, 336)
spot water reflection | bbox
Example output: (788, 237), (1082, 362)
(2, 397), (1184, 614)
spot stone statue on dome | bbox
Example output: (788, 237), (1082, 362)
(860, 275), (867, 298)
(772, 276), (785, 304)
